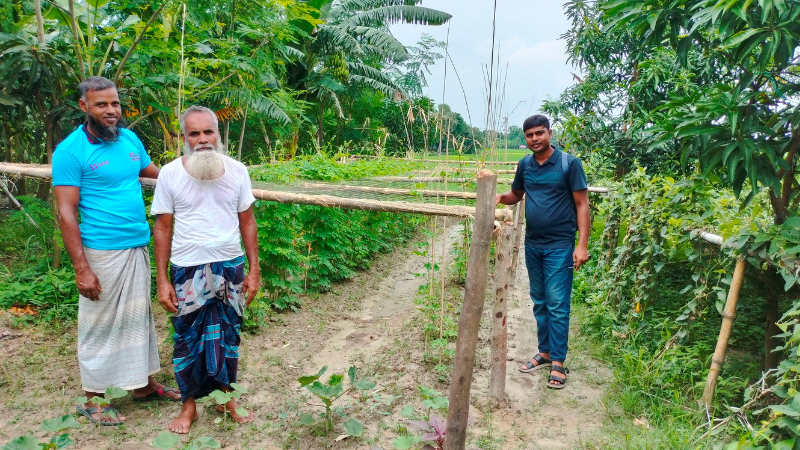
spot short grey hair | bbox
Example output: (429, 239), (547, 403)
(180, 105), (219, 135)
(79, 76), (117, 101)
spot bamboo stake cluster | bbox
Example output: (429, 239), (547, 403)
(445, 170), (496, 450)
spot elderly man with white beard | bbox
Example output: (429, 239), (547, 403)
(151, 105), (260, 433)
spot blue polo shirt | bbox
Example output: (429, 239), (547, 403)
(52, 125), (152, 250)
(511, 149), (588, 249)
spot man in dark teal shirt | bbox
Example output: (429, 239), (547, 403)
(496, 114), (590, 389)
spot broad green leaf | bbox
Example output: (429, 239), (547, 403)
(353, 378), (376, 390)
(208, 390), (232, 405)
(85, 0), (109, 8)
(41, 415), (80, 432)
(348, 366), (356, 385)
(298, 366), (327, 386)
(105, 386), (128, 399)
(152, 431), (180, 449)
(392, 435), (419, 450)
(328, 374), (345, 386)
(422, 396), (448, 410)
(306, 381), (343, 401)
(770, 404), (800, 417)
(299, 413), (315, 425)
(230, 382), (248, 394)
(343, 417), (363, 437)
(50, 433), (73, 449)
(400, 405), (414, 418)
(195, 437), (221, 449)
(1, 435), (39, 450)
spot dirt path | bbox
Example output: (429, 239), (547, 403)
(0, 224), (612, 449)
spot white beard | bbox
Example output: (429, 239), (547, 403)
(183, 141), (226, 180)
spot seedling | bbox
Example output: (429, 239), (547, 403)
(417, 386), (448, 418)
(1, 415), (80, 450)
(206, 383), (249, 426)
(151, 431), (221, 450)
(75, 386), (128, 420)
(297, 365), (375, 434)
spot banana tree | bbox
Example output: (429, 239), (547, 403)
(286, 0), (451, 148)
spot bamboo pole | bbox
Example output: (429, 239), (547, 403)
(374, 176), (511, 184)
(297, 182), (480, 200)
(348, 155), (519, 166)
(489, 220), (513, 401)
(0, 164), (514, 220)
(702, 258), (747, 409)
(509, 196), (525, 287)
(444, 171), (496, 450)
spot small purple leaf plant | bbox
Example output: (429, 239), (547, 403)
(407, 415), (446, 450)
(404, 415), (478, 450)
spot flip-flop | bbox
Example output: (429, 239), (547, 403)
(519, 354), (552, 373)
(133, 387), (181, 402)
(547, 366), (570, 390)
(76, 404), (124, 426)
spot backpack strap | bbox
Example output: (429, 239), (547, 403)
(561, 151), (569, 177)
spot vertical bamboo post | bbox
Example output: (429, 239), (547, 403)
(444, 171), (496, 450)
(489, 219), (513, 401)
(509, 194), (525, 286)
(702, 258), (747, 409)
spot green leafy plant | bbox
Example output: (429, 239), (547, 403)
(1, 415), (80, 450)
(75, 386), (129, 420)
(151, 432), (221, 450)
(297, 365), (375, 433)
(206, 383), (249, 426)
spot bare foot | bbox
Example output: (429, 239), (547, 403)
(216, 400), (254, 424)
(169, 398), (199, 434)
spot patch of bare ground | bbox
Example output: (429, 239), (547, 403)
(0, 222), (611, 450)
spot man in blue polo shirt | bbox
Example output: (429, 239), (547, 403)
(496, 114), (590, 389)
(53, 76), (180, 425)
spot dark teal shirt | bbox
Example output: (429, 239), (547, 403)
(511, 150), (588, 249)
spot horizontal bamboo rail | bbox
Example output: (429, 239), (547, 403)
(0, 163), (514, 221)
(298, 182), (479, 200)
(373, 176), (512, 184)
(348, 155), (519, 166)
(298, 182), (610, 198)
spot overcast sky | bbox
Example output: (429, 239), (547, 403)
(390, 0), (577, 131)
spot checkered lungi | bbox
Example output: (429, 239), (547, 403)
(78, 246), (160, 393)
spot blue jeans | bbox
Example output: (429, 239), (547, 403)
(524, 245), (574, 363)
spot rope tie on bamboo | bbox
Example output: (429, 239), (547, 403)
(720, 311), (737, 320)
(711, 357), (725, 366)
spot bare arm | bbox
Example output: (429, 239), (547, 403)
(495, 188), (525, 206)
(139, 162), (159, 179)
(238, 205), (260, 306)
(573, 189), (590, 270)
(54, 186), (102, 300)
(153, 213), (177, 313)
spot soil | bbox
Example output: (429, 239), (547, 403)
(0, 223), (611, 449)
